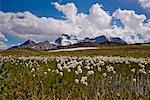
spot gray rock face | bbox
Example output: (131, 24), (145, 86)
(19, 39), (36, 48)
(82, 35), (127, 44)
(10, 40), (55, 50)
(33, 41), (55, 50)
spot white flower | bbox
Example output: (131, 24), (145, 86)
(83, 82), (88, 86)
(87, 70), (94, 76)
(139, 63), (145, 69)
(78, 68), (82, 74)
(90, 66), (93, 69)
(33, 74), (35, 77)
(85, 66), (90, 70)
(56, 69), (59, 74)
(81, 76), (88, 81)
(75, 79), (79, 84)
(131, 68), (136, 73)
(139, 69), (146, 74)
(75, 71), (78, 75)
(67, 69), (71, 72)
(58, 66), (63, 71)
(80, 78), (85, 84)
(84, 76), (88, 80)
(31, 68), (35, 72)
(37, 68), (39, 71)
(59, 72), (63, 76)
(52, 69), (55, 72)
(48, 68), (51, 72)
(97, 67), (101, 72)
(133, 78), (136, 82)
(97, 92), (100, 96)
(107, 66), (114, 72)
(113, 71), (116, 74)
(44, 71), (47, 75)
(103, 73), (107, 77)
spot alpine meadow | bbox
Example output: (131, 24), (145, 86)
(0, 0), (150, 100)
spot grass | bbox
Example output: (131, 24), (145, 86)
(0, 45), (150, 99)
(49, 45), (150, 58)
(0, 56), (150, 99)
(1, 45), (150, 58)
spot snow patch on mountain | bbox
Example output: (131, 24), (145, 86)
(53, 34), (78, 46)
(53, 34), (127, 46)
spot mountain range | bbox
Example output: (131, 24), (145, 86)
(9, 34), (128, 50)
(11, 40), (55, 51)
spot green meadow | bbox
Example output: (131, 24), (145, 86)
(0, 45), (150, 100)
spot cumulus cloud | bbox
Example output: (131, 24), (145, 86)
(113, 9), (150, 43)
(0, 32), (8, 49)
(139, 0), (150, 10)
(0, 2), (150, 49)
(52, 2), (77, 21)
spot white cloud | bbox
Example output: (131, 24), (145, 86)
(52, 2), (77, 21)
(0, 32), (8, 49)
(0, 2), (150, 49)
(113, 9), (150, 43)
(139, 0), (150, 10)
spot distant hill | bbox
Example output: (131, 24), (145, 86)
(52, 34), (127, 46)
(8, 34), (127, 51)
(56, 41), (125, 49)
(8, 34), (150, 51)
(82, 35), (127, 45)
(10, 40), (55, 51)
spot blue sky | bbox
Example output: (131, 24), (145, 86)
(0, 0), (150, 48)
(1, 0), (150, 18)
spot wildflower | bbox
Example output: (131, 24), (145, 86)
(81, 76), (87, 81)
(116, 93), (120, 97)
(67, 69), (71, 72)
(78, 68), (82, 74)
(58, 66), (63, 71)
(87, 70), (94, 76)
(52, 69), (55, 72)
(48, 68), (51, 72)
(103, 73), (107, 77)
(75, 71), (78, 75)
(44, 71), (47, 75)
(59, 72), (63, 76)
(90, 66), (93, 69)
(148, 70), (150, 73)
(113, 71), (116, 74)
(139, 69), (146, 75)
(84, 76), (88, 80)
(139, 63), (145, 69)
(75, 79), (79, 84)
(31, 68), (35, 72)
(107, 66), (114, 72)
(97, 67), (101, 72)
(131, 68), (136, 73)
(37, 67), (39, 71)
(56, 69), (59, 74)
(97, 92), (100, 96)
(133, 78), (136, 82)
(84, 82), (88, 86)
(85, 66), (90, 70)
(33, 74), (35, 77)
(80, 78), (85, 84)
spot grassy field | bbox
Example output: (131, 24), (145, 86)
(0, 45), (150, 100)
(1, 45), (150, 57)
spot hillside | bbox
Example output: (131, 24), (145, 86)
(1, 45), (150, 58)
(56, 41), (125, 49)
